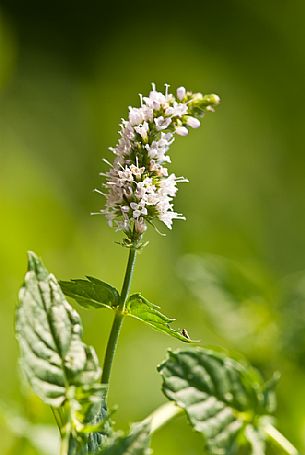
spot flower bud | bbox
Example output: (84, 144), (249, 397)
(175, 126), (189, 136)
(202, 94), (221, 106)
(186, 116), (201, 128)
(135, 218), (147, 234)
(176, 86), (186, 101)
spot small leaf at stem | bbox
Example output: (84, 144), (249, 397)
(126, 293), (194, 343)
(158, 347), (276, 454)
(98, 420), (151, 455)
(60, 277), (119, 310)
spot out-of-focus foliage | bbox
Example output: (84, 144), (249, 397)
(1, 0), (305, 453)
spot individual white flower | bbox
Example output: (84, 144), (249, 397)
(176, 86), (186, 101)
(154, 116), (172, 131)
(130, 202), (148, 218)
(134, 121), (149, 141)
(118, 167), (133, 182)
(146, 141), (170, 163)
(129, 107), (144, 126)
(149, 160), (169, 177)
(159, 211), (186, 229)
(162, 132), (174, 142)
(175, 126), (189, 136)
(165, 102), (188, 117)
(141, 106), (154, 122)
(143, 192), (159, 205)
(136, 178), (156, 199)
(130, 164), (145, 178)
(143, 90), (165, 110)
(186, 116), (201, 128)
(145, 132), (174, 163)
(159, 174), (179, 197)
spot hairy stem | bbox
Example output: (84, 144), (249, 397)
(146, 402), (183, 434)
(264, 423), (299, 455)
(101, 247), (137, 388)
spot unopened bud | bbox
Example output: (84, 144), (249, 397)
(202, 93), (221, 106)
(176, 86), (186, 101)
(176, 126), (189, 136)
(186, 116), (201, 128)
(135, 218), (147, 234)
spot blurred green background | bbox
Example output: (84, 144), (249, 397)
(1, 0), (305, 453)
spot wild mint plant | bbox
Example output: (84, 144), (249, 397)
(15, 84), (299, 455)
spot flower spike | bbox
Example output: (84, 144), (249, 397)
(97, 84), (220, 242)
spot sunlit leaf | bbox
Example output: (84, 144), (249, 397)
(158, 348), (270, 454)
(16, 252), (109, 454)
(16, 252), (102, 406)
(126, 294), (193, 343)
(60, 277), (119, 310)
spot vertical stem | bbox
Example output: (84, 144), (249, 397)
(60, 432), (70, 455)
(119, 247), (137, 311)
(101, 247), (137, 387)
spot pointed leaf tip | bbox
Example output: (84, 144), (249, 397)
(17, 254), (102, 406)
(126, 294), (195, 343)
(26, 250), (48, 279)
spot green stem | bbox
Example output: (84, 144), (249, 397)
(60, 432), (70, 455)
(51, 407), (63, 437)
(264, 423), (299, 455)
(101, 247), (137, 387)
(145, 402), (183, 434)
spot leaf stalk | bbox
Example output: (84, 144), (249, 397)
(145, 402), (183, 434)
(264, 423), (299, 455)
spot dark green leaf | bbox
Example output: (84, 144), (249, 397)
(126, 294), (194, 343)
(99, 421), (151, 455)
(60, 277), (119, 310)
(158, 348), (270, 454)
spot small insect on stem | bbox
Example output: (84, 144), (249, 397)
(181, 328), (190, 340)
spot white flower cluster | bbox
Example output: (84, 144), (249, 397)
(96, 84), (220, 240)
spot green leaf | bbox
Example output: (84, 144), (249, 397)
(158, 348), (270, 455)
(126, 294), (194, 343)
(60, 277), (119, 310)
(16, 252), (109, 454)
(16, 252), (102, 407)
(99, 421), (151, 455)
